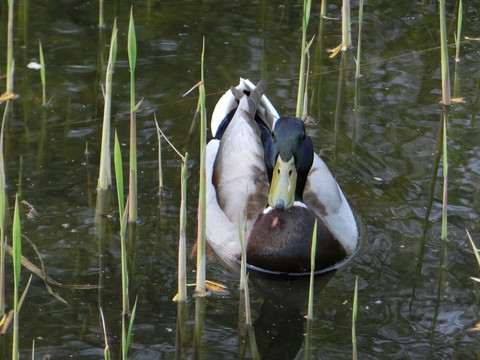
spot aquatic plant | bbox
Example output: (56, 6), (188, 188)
(38, 40), (46, 105)
(307, 220), (318, 322)
(439, 0), (451, 105)
(441, 108), (448, 240)
(100, 308), (110, 360)
(341, 0), (351, 51)
(244, 277), (260, 360)
(12, 195), (21, 360)
(455, 0), (463, 62)
(155, 120), (164, 195)
(295, 0), (312, 119)
(128, 7), (139, 222)
(177, 153), (188, 301)
(0, 104), (7, 316)
(239, 217), (247, 290)
(98, 0), (104, 28)
(153, 118), (188, 301)
(304, 220), (318, 359)
(6, 0), (15, 95)
(352, 276), (359, 360)
(195, 37), (207, 295)
(355, 0), (364, 79)
(320, 0), (327, 18)
(114, 131), (125, 221)
(98, 19), (118, 190)
(113, 130), (138, 359)
(453, 0), (463, 99)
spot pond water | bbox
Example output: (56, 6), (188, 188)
(1, 0), (480, 359)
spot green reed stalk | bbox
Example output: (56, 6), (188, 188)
(125, 296), (138, 356)
(98, 19), (117, 190)
(128, 7), (138, 222)
(0, 104), (8, 316)
(320, 0), (327, 18)
(355, 0), (364, 78)
(439, 0), (451, 105)
(98, 0), (104, 28)
(12, 194), (21, 360)
(100, 308), (110, 360)
(307, 219), (317, 321)
(195, 37), (207, 295)
(304, 318), (313, 360)
(295, 0), (312, 119)
(175, 301), (187, 358)
(193, 297), (206, 358)
(304, 220), (317, 360)
(441, 108), (448, 239)
(114, 129), (132, 360)
(455, 0), (463, 62)
(153, 120), (188, 299)
(155, 122), (164, 195)
(244, 273), (252, 325)
(6, 0), (15, 94)
(341, 0), (351, 51)
(38, 40), (46, 105)
(177, 153), (188, 302)
(467, 230), (480, 269)
(239, 217), (247, 290)
(114, 131), (125, 221)
(244, 278), (260, 360)
(352, 276), (358, 360)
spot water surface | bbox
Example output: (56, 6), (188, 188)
(1, 0), (480, 359)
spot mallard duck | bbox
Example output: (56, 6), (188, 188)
(206, 78), (357, 274)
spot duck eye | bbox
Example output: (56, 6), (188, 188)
(288, 169), (292, 176)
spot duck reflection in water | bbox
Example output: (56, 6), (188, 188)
(250, 269), (337, 359)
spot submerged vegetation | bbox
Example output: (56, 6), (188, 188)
(0, 0), (479, 358)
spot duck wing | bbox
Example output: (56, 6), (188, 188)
(213, 80), (270, 225)
(303, 154), (358, 254)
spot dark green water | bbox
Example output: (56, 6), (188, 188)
(1, 0), (480, 358)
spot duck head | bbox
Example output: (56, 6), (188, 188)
(265, 116), (314, 210)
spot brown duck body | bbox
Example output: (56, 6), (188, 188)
(247, 207), (347, 273)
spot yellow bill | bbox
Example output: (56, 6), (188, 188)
(268, 156), (297, 210)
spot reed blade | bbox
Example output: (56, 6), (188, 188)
(6, 0), (15, 94)
(0, 103), (8, 316)
(355, 0), (364, 78)
(12, 194), (21, 360)
(196, 37), (207, 295)
(98, 0), (104, 28)
(39, 40), (46, 105)
(352, 276), (359, 360)
(439, 0), (451, 105)
(307, 219), (317, 321)
(128, 6), (138, 222)
(100, 307), (110, 360)
(441, 108), (448, 240)
(296, 0), (312, 119)
(455, 0), (463, 62)
(97, 20), (118, 190)
(341, 0), (351, 51)
(177, 154), (188, 302)
(114, 131), (125, 222)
